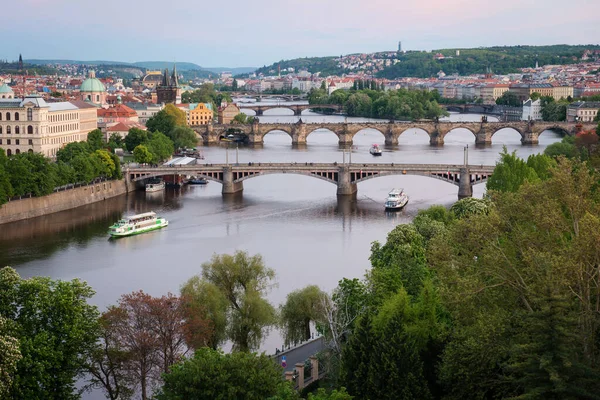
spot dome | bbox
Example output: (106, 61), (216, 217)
(80, 71), (106, 93)
(0, 84), (13, 94)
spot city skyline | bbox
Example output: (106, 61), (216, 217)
(2, 0), (600, 68)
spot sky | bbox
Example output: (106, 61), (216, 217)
(3, 0), (599, 68)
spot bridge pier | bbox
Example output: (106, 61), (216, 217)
(337, 166), (357, 196)
(338, 133), (354, 147)
(475, 132), (492, 146)
(458, 168), (473, 199)
(521, 131), (539, 145)
(429, 131), (444, 146)
(222, 166), (244, 195)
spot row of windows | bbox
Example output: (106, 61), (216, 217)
(580, 110), (598, 116)
(0, 125), (34, 134)
(0, 109), (34, 121)
(4, 149), (34, 156)
(49, 112), (78, 123)
(0, 139), (33, 145)
(49, 123), (79, 134)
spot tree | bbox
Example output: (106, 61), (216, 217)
(71, 153), (98, 183)
(530, 92), (542, 101)
(495, 91), (521, 107)
(146, 111), (175, 137)
(186, 251), (277, 352)
(232, 113), (249, 124)
(146, 131), (175, 163)
(87, 128), (105, 152)
(124, 128), (149, 153)
(169, 126), (198, 149)
(57, 141), (91, 163)
(156, 348), (294, 400)
(91, 149), (117, 179)
(0, 316), (21, 399)
(0, 267), (100, 400)
(0, 148), (13, 204)
(163, 103), (187, 127)
(108, 133), (125, 151)
(180, 277), (228, 350)
(486, 147), (540, 193)
(232, 79), (238, 91)
(279, 285), (327, 346)
(133, 145), (154, 164)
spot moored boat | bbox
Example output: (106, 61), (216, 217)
(145, 181), (165, 192)
(384, 188), (409, 211)
(189, 177), (208, 185)
(108, 212), (168, 237)
(370, 144), (382, 156)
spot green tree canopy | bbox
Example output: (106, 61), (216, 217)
(124, 128), (149, 152)
(486, 147), (541, 193)
(279, 285), (327, 346)
(495, 91), (521, 107)
(87, 129), (105, 152)
(146, 131), (175, 163)
(169, 126), (198, 149)
(133, 144), (154, 164)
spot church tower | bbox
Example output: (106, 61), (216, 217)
(156, 65), (180, 104)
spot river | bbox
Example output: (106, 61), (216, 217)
(0, 103), (562, 397)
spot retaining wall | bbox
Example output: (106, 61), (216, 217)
(0, 180), (132, 225)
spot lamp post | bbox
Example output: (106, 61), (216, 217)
(226, 146), (229, 165)
(236, 143), (239, 165)
(464, 144), (469, 166)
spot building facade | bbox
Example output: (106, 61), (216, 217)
(156, 66), (181, 104)
(567, 102), (600, 122)
(0, 95), (97, 157)
(79, 71), (107, 106)
(188, 103), (213, 125)
(217, 103), (240, 124)
(522, 98), (542, 121)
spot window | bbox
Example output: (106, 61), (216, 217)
(15, 113), (19, 121)
(27, 125), (33, 134)
(28, 139), (32, 145)
(15, 139), (19, 145)
(15, 149), (20, 154)
(0, 139), (2, 144)
(28, 149), (33, 153)
(0, 127), (2, 134)
(0, 112), (2, 120)
(27, 108), (32, 121)
(6, 112), (10, 121)
(7, 139), (10, 145)
(6, 149), (11, 156)
(15, 126), (19, 134)
(6, 126), (10, 134)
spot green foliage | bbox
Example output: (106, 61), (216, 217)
(413, 205), (455, 242)
(170, 126), (198, 149)
(124, 128), (149, 152)
(87, 128), (105, 151)
(156, 348), (292, 400)
(0, 267), (100, 399)
(146, 104), (187, 136)
(0, 316), (21, 398)
(544, 136), (578, 159)
(5, 152), (58, 197)
(540, 97), (568, 121)
(279, 285), (327, 346)
(184, 251), (277, 352)
(368, 224), (428, 300)
(449, 197), (490, 219)
(306, 388), (353, 400)
(57, 141), (91, 163)
(0, 148), (13, 204)
(133, 144), (154, 164)
(309, 88), (448, 121)
(496, 91), (521, 107)
(232, 113), (256, 124)
(486, 147), (541, 193)
(91, 149), (117, 179)
(107, 133), (125, 151)
(147, 131), (175, 163)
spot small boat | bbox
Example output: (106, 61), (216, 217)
(385, 188), (409, 211)
(370, 144), (382, 156)
(108, 212), (168, 238)
(145, 181), (165, 192)
(189, 177), (208, 185)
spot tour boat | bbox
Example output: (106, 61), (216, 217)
(189, 177), (208, 185)
(145, 181), (165, 192)
(108, 212), (168, 238)
(370, 144), (383, 156)
(384, 188), (409, 211)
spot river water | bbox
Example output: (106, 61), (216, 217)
(0, 102), (561, 383)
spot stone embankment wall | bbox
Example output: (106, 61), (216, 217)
(0, 180), (132, 225)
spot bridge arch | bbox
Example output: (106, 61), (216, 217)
(351, 127), (386, 144)
(395, 127), (432, 144)
(538, 125), (570, 137)
(238, 108), (257, 116)
(130, 171), (224, 184)
(305, 127), (340, 143)
(490, 127), (524, 144)
(350, 170), (489, 186)
(258, 127), (294, 142)
(261, 106), (296, 116)
(233, 170), (338, 185)
(442, 125), (478, 139)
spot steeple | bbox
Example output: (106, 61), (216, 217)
(162, 68), (171, 86)
(171, 64), (179, 87)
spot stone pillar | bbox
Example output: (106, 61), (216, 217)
(256, 108), (263, 116)
(295, 363), (305, 390)
(204, 124), (219, 144)
(458, 168), (472, 199)
(475, 128), (492, 146)
(310, 356), (319, 382)
(222, 166), (243, 195)
(292, 123), (307, 146)
(385, 127), (399, 146)
(429, 130), (444, 146)
(521, 129), (539, 145)
(293, 106), (301, 116)
(248, 121), (263, 145)
(285, 371), (295, 384)
(337, 166), (357, 196)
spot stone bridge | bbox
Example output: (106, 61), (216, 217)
(126, 162), (496, 199)
(192, 121), (594, 146)
(237, 103), (343, 116)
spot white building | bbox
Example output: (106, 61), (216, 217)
(522, 98), (542, 121)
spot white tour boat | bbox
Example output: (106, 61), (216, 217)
(385, 188), (409, 211)
(108, 212), (168, 237)
(370, 144), (382, 156)
(145, 181), (165, 192)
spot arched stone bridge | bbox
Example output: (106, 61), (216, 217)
(237, 103), (343, 116)
(126, 162), (496, 199)
(192, 121), (594, 146)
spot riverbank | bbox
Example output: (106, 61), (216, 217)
(0, 180), (132, 225)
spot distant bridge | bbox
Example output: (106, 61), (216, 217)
(126, 162), (496, 199)
(237, 103), (343, 116)
(191, 120), (594, 146)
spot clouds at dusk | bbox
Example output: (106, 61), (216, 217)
(4, 0), (599, 67)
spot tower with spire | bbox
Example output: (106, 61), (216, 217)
(156, 64), (181, 104)
(18, 54), (23, 71)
